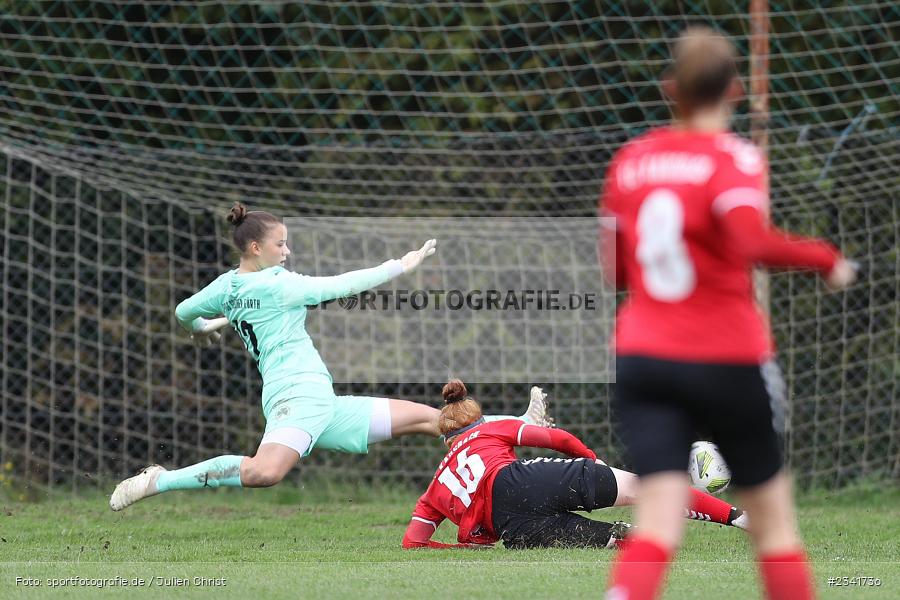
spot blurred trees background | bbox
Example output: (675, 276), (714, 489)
(0, 1), (896, 492)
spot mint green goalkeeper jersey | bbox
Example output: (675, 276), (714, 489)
(175, 261), (403, 386)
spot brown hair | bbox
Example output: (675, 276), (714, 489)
(438, 379), (483, 444)
(667, 26), (738, 116)
(226, 202), (282, 254)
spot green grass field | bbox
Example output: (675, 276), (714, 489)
(0, 483), (896, 599)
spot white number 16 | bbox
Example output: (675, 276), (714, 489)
(437, 448), (486, 507)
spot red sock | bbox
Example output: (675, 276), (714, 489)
(687, 488), (734, 525)
(759, 550), (816, 600)
(606, 537), (672, 600)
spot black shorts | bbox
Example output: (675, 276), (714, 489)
(491, 457), (619, 549)
(613, 355), (786, 488)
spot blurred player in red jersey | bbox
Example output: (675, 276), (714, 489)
(599, 27), (857, 600)
(402, 380), (749, 550)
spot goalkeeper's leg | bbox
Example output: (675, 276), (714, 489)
(110, 436), (304, 511)
(383, 385), (553, 440)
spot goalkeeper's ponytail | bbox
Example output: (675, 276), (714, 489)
(226, 202), (281, 254)
(439, 379), (483, 445)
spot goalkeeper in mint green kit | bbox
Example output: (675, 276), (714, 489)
(110, 203), (550, 510)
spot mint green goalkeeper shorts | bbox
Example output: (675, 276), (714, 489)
(262, 376), (375, 455)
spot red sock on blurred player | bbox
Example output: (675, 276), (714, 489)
(759, 550), (816, 600)
(687, 488), (739, 526)
(606, 537), (672, 600)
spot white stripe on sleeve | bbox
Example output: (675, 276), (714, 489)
(711, 187), (767, 216)
(516, 423), (528, 445)
(411, 516), (437, 529)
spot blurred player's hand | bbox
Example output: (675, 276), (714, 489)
(191, 316), (229, 334)
(191, 330), (222, 348)
(189, 316), (229, 347)
(825, 258), (858, 291)
(400, 239), (437, 273)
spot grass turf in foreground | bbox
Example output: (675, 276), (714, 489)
(0, 483), (896, 599)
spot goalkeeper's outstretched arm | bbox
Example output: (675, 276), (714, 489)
(281, 239), (437, 307)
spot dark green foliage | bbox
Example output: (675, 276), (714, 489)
(0, 2), (896, 491)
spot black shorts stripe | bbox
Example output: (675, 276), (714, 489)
(760, 360), (788, 435)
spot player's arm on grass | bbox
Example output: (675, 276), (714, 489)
(281, 239), (437, 306)
(401, 498), (487, 549)
(401, 519), (486, 549)
(516, 424), (597, 460)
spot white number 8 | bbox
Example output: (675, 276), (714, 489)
(635, 190), (696, 301)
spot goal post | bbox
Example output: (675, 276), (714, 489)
(0, 1), (896, 493)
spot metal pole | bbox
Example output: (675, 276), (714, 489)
(750, 1), (785, 460)
(750, 0), (770, 157)
(749, 1), (771, 308)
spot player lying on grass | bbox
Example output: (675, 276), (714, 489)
(110, 203), (550, 511)
(401, 380), (747, 549)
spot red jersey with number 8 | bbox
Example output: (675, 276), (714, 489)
(410, 419), (530, 545)
(600, 127), (837, 364)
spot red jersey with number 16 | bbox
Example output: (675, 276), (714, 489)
(408, 419), (596, 546)
(600, 127), (838, 364)
(409, 420), (527, 545)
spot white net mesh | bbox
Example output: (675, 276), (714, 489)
(0, 1), (897, 492)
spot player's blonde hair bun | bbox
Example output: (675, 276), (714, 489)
(438, 379), (483, 444)
(442, 379), (468, 404)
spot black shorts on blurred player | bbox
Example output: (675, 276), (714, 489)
(613, 355), (786, 488)
(491, 457), (619, 549)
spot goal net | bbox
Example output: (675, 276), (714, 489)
(0, 1), (896, 493)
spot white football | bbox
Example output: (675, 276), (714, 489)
(688, 441), (731, 495)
